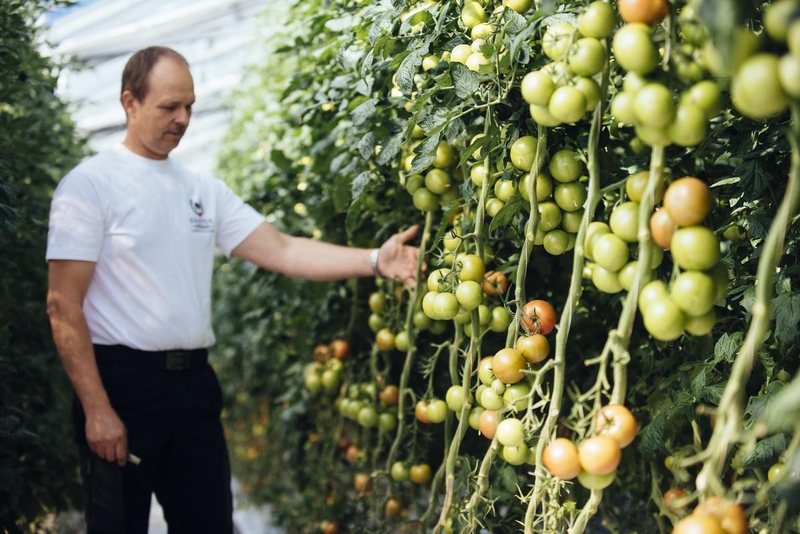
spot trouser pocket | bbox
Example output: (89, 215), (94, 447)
(82, 449), (126, 533)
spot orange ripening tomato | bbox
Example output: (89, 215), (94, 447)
(617, 0), (669, 26)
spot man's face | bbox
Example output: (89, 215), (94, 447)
(122, 57), (195, 160)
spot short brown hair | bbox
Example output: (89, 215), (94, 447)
(121, 46), (189, 102)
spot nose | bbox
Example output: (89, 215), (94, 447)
(174, 107), (191, 126)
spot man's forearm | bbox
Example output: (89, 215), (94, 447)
(47, 300), (112, 415)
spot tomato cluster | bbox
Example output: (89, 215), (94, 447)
(338, 381), (399, 432)
(731, 0), (800, 119)
(542, 404), (637, 490)
(642, 177), (727, 340)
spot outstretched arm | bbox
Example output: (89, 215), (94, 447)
(231, 222), (421, 286)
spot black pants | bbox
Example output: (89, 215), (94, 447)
(73, 345), (234, 534)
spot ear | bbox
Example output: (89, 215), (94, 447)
(120, 90), (137, 118)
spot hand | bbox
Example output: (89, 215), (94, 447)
(85, 405), (128, 466)
(377, 225), (424, 287)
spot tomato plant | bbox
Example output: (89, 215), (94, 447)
(207, 0), (800, 532)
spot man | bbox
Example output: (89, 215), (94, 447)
(45, 46), (420, 533)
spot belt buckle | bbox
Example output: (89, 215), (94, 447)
(165, 351), (191, 371)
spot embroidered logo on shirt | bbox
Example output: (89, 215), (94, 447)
(189, 197), (213, 233)
(190, 199), (204, 217)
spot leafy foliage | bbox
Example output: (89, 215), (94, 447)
(0, 0), (87, 530)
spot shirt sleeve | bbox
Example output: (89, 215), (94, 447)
(213, 179), (266, 257)
(45, 171), (105, 262)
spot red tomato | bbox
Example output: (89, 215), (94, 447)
(482, 270), (509, 297)
(520, 299), (557, 335)
(330, 338), (349, 360)
(379, 384), (400, 406)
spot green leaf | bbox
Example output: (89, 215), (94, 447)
(772, 288), (800, 344)
(351, 98), (376, 126)
(450, 63), (478, 98)
(358, 132), (375, 160)
(350, 171), (371, 204)
(489, 196), (524, 234)
(639, 412), (668, 457)
(756, 378), (800, 434)
(396, 48), (426, 96)
(747, 380), (786, 424)
(376, 132), (403, 166)
(409, 134), (441, 175)
(713, 332), (744, 364)
(691, 367), (710, 401)
(734, 434), (786, 469)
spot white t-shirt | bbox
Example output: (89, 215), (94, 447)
(46, 144), (265, 351)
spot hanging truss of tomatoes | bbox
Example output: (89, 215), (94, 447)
(214, 0), (800, 533)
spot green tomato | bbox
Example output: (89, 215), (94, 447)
(543, 229), (570, 256)
(577, 469), (616, 490)
(501, 444), (530, 466)
(612, 23), (660, 75)
(425, 168), (452, 194)
(509, 136), (539, 172)
(642, 296), (686, 341)
(548, 86), (587, 124)
(446, 385), (468, 412)
(391, 461), (410, 482)
(538, 201), (563, 231)
(479, 387), (505, 410)
(578, 1), (616, 39)
(358, 406), (379, 428)
(496, 418), (525, 447)
(457, 254), (486, 283)
(568, 37), (608, 77)
(542, 23), (575, 60)
(592, 265), (624, 294)
(433, 292), (460, 320)
(378, 412), (397, 432)
(549, 150), (583, 183)
(554, 182), (588, 212)
(488, 305), (513, 332)
(634, 83), (675, 128)
(670, 271), (716, 317)
(456, 280), (484, 311)
(609, 201), (640, 243)
(521, 70), (555, 106)
(671, 226), (720, 271)
(413, 187), (440, 212)
(426, 399), (448, 423)
(592, 233), (629, 272)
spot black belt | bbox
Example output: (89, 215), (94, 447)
(93, 344), (209, 371)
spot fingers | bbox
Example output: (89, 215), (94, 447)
(394, 224), (420, 244)
(115, 435), (129, 466)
